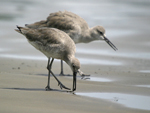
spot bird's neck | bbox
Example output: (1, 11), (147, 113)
(64, 55), (74, 72)
(79, 28), (98, 43)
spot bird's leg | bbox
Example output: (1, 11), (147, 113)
(48, 58), (70, 90)
(50, 70), (70, 90)
(59, 60), (65, 76)
(45, 58), (52, 90)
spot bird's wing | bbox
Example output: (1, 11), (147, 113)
(25, 20), (47, 29)
(46, 11), (89, 32)
(23, 28), (63, 46)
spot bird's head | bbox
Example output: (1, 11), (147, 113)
(71, 57), (81, 73)
(90, 26), (105, 40)
(91, 26), (118, 51)
(65, 56), (80, 74)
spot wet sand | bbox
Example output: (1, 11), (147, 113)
(1, 0), (150, 113)
(1, 58), (150, 113)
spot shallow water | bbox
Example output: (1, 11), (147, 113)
(86, 77), (112, 82)
(139, 70), (150, 73)
(77, 92), (150, 111)
(0, 53), (122, 66)
(136, 85), (150, 88)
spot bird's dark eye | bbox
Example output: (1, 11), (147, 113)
(97, 30), (103, 35)
(72, 63), (75, 68)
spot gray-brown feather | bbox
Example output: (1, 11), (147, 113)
(26, 20), (47, 29)
(47, 11), (89, 32)
(25, 11), (92, 43)
(22, 27), (76, 60)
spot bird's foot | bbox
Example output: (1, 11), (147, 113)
(81, 74), (90, 80)
(59, 71), (66, 76)
(45, 86), (53, 91)
(67, 90), (75, 93)
(58, 82), (71, 90)
(59, 73), (65, 76)
(78, 69), (90, 80)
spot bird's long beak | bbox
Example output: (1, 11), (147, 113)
(72, 71), (77, 91)
(103, 36), (118, 51)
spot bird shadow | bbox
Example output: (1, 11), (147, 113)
(2, 87), (45, 91)
(36, 73), (73, 77)
(36, 73), (90, 79)
(2, 87), (74, 93)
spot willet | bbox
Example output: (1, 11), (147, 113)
(25, 11), (118, 75)
(15, 26), (81, 91)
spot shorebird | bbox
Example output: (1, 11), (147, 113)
(15, 26), (80, 91)
(25, 11), (118, 75)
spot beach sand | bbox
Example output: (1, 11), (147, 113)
(1, 58), (150, 113)
(0, 0), (150, 113)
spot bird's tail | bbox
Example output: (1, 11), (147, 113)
(15, 25), (40, 41)
(15, 25), (23, 34)
(25, 20), (47, 29)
